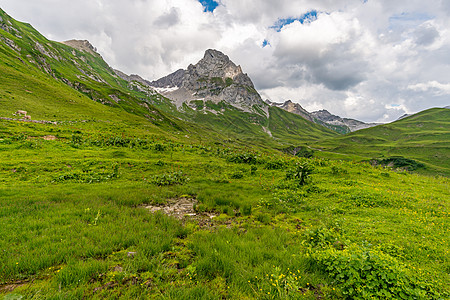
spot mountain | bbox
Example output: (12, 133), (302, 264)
(266, 100), (378, 134)
(267, 100), (314, 122)
(311, 110), (379, 133)
(313, 107), (450, 176)
(0, 8), (181, 131)
(150, 49), (267, 114)
(0, 9), (336, 148)
(131, 49), (338, 145)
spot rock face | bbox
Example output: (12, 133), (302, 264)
(150, 49), (265, 111)
(62, 40), (97, 55)
(270, 100), (314, 122)
(114, 69), (152, 86)
(311, 110), (379, 132)
(150, 69), (185, 88)
(397, 113), (412, 120)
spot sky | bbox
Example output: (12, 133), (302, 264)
(1, 0), (450, 122)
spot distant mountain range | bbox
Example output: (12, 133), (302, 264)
(266, 100), (379, 133)
(118, 49), (376, 134)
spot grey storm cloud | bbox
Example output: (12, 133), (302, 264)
(154, 7), (181, 28)
(414, 23), (440, 46)
(1, 0), (450, 122)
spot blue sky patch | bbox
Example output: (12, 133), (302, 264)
(198, 0), (219, 13)
(262, 39), (270, 48)
(271, 10), (318, 32)
(389, 12), (434, 29)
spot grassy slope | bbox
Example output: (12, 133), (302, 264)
(313, 108), (450, 176)
(0, 121), (448, 299)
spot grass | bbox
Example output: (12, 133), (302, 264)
(0, 120), (448, 299)
(313, 108), (450, 176)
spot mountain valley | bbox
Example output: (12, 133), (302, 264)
(0, 8), (448, 299)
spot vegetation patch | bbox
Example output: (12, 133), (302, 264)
(313, 245), (439, 299)
(371, 156), (425, 171)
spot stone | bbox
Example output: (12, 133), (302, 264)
(127, 251), (137, 258)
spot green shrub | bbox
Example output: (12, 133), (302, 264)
(313, 245), (437, 299)
(154, 143), (166, 152)
(241, 204), (252, 216)
(151, 171), (189, 186)
(226, 152), (259, 164)
(264, 160), (284, 170)
(295, 146), (314, 158)
(330, 165), (348, 175)
(303, 226), (344, 249)
(230, 171), (244, 179)
(256, 212), (271, 224)
(373, 156), (425, 171)
(286, 162), (314, 186)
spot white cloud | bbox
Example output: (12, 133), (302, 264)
(408, 81), (450, 95)
(1, 0), (450, 122)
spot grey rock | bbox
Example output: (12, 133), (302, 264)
(150, 49), (265, 111)
(113, 69), (156, 89)
(150, 69), (185, 88)
(311, 110), (379, 132)
(271, 100), (314, 122)
(127, 251), (137, 258)
(62, 40), (97, 54)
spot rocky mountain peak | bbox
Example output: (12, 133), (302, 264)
(272, 100), (313, 122)
(63, 40), (97, 55)
(150, 49), (265, 111)
(184, 49), (247, 84)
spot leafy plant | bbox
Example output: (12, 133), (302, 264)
(150, 171), (189, 186)
(313, 244), (438, 299)
(264, 160), (285, 170)
(250, 165), (257, 175)
(286, 162), (314, 185)
(230, 171), (244, 179)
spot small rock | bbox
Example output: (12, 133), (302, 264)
(113, 265), (123, 272)
(127, 251), (137, 258)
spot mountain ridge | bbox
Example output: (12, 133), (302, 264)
(149, 49), (267, 114)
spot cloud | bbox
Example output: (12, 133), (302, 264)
(272, 11), (370, 90)
(408, 81), (450, 95)
(414, 22), (440, 46)
(1, 0), (450, 122)
(154, 7), (181, 28)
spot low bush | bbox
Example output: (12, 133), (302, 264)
(313, 245), (438, 299)
(286, 162), (314, 186)
(150, 171), (189, 186)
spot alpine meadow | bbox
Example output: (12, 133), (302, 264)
(0, 8), (449, 300)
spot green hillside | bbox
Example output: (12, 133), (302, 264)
(0, 8), (337, 149)
(313, 108), (450, 176)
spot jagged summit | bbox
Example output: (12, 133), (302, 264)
(150, 69), (185, 88)
(63, 40), (97, 55)
(270, 100), (313, 122)
(186, 49), (245, 81)
(149, 49), (265, 112)
(311, 109), (379, 132)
